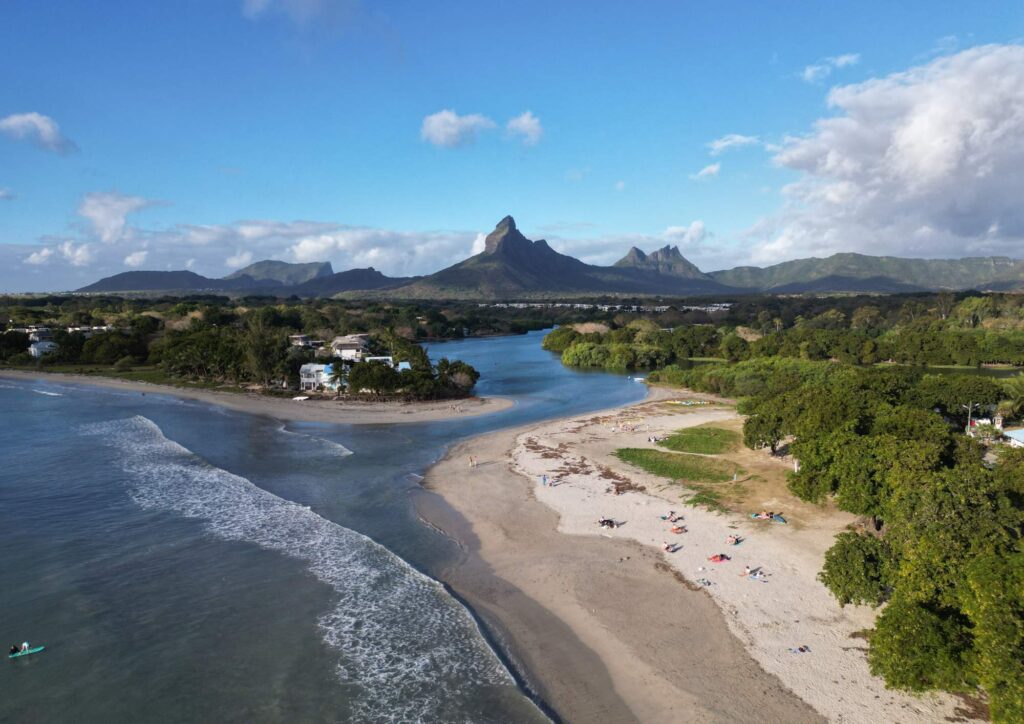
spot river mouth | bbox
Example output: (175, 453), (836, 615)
(0, 330), (646, 722)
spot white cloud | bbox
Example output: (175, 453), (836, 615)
(25, 247), (53, 265)
(663, 220), (707, 246)
(225, 250), (254, 269)
(802, 53), (860, 83)
(691, 163), (720, 180)
(58, 241), (94, 267)
(123, 250), (148, 267)
(614, 180), (626, 191)
(0, 112), (77, 154)
(240, 0), (364, 27)
(421, 109), (496, 148)
(506, 111), (543, 145)
(753, 44), (1024, 263)
(78, 191), (154, 243)
(0, 188), (13, 201)
(708, 134), (760, 155)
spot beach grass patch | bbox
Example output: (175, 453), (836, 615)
(657, 426), (740, 454)
(615, 448), (744, 511)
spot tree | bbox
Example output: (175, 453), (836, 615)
(868, 595), (973, 692)
(961, 545), (1024, 723)
(347, 360), (400, 395)
(1000, 373), (1024, 422)
(242, 314), (286, 386)
(819, 532), (894, 607)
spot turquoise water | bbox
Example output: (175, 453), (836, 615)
(0, 331), (646, 722)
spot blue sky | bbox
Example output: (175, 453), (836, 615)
(1, 1), (1023, 290)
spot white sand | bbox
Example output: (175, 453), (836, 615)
(510, 397), (963, 723)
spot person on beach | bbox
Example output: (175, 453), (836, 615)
(726, 534), (740, 545)
(541, 474), (548, 486)
(670, 525), (686, 534)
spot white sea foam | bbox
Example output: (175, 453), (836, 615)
(82, 416), (512, 722)
(276, 424), (353, 459)
(32, 389), (64, 396)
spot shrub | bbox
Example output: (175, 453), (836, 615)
(819, 532), (894, 607)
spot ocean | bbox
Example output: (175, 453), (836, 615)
(0, 331), (646, 723)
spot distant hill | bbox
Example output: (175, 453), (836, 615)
(224, 260), (333, 286)
(389, 216), (732, 298)
(290, 267), (417, 297)
(709, 253), (1024, 292)
(76, 270), (261, 293)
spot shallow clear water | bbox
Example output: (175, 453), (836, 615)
(0, 331), (646, 723)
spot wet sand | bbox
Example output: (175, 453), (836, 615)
(0, 370), (514, 424)
(419, 415), (823, 723)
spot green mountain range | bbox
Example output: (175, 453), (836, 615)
(77, 216), (1024, 298)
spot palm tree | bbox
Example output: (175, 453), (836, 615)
(999, 373), (1024, 423)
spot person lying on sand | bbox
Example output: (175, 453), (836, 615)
(788, 645), (811, 654)
(670, 525), (686, 534)
(598, 518), (618, 529)
(708, 554), (730, 563)
(726, 535), (741, 545)
(662, 541), (679, 553)
(659, 510), (676, 521)
(753, 510), (774, 520)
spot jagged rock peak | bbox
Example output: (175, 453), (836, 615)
(484, 215), (527, 253)
(615, 247), (648, 267)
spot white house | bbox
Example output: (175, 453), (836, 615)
(288, 334), (312, 347)
(299, 363), (340, 391)
(29, 340), (58, 358)
(330, 334), (370, 361)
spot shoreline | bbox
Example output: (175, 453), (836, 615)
(0, 370), (514, 425)
(418, 387), (968, 723)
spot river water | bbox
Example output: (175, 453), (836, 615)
(0, 331), (646, 723)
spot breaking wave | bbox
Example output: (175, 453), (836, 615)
(276, 424), (353, 459)
(82, 415), (512, 722)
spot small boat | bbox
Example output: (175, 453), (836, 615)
(9, 646), (45, 659)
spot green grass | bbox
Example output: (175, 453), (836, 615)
(657, 426), (740, 454)
(614, 447), (745, 511)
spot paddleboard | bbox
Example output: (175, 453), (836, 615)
(9, 646), (44, 659)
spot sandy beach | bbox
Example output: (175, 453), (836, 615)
(0, 370), (514, 425)
(420, 387), (972, 723)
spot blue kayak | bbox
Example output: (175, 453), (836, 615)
(9, 646), (45, 659)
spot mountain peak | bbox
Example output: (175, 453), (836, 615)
(484, 215), (528, 254)
(613, 243), (708, 279)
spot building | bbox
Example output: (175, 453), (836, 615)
(288, 334), (312, 347)
(330, 334), (370, 361)
(28, 327), (53, 342)
(1005, 429), (1024, 448)
(299, 363), (340, 391)
(29, 340), (58, 358)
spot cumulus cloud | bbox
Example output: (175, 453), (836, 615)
(421, 109), (496, 148)
(225, 250), (254, 269)
(57, 241), (94, 267)
(753, 44), (1024, 263)
(708, 134), (760, 155)
(0, 112), (78, 154)
(25, 247), (53, 265)
(78, 191), (155, 243)
(663, 220), (707, 246)
(506, 111), (543, 145)
(802, 53), (860, 83)
(123, 250), (148, 267)
(691, 163), (720, 180)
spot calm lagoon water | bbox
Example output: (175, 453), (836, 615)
(0, 331), (646, 723)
